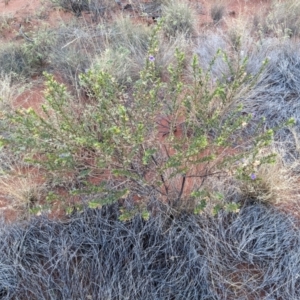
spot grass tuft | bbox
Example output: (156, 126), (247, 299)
(161, 0), (196, 38)
(243, 41), (300, 162)
(210, 2), (225, 24)
(50, 0), (116, 19)
(259, 0), (300, 38)
(0, 44), (28, 79)
(47, 20), (103, 92)
(0, 203), (299, 299)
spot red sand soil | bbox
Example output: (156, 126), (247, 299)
(194, 0), (271, 29)
(13, 83), (44, 112)
(0, 0), (41, 14)
(0, 0), (73, 41)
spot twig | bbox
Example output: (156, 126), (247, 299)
(19, 24), (34, 43)
(151, 155), (168, 195)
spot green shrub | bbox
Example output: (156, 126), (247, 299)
(3, 23), (291, 216)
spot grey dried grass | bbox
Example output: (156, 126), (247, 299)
(195, 31), (229, 80)
(0, 203), (300, 299)
(242, 41), (300, 164)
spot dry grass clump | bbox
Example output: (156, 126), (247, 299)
(161, 0), (196, 38)
(239, 155), (299, 206)
(193, 29), (253, 83)
(210, 2), (225, 24)
(87, 17), (193, 85)
(0, 203), (299, 299)
(47, 16), (146, 90)
(91, 47), (137, 85)
(0, 28), (55, 79)
(156, 33), (193, 79)
(197, 162), (297, 215)
(0, 73), (25, 111)
(50, 0), (116, 19)
(196, 142), (299, 215)
(224, 11), (255, 54)
(48, 20), (104, 92)
(107, 15), (151, 52)
(92, 16), (151, 84)
(0, 13), (14, 33)
(0, 44), (28, 79)
(258, 0), (300, 38)
(0, 168), (45, 211)
(0, 144), (46, 214)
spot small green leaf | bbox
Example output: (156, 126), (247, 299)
(212, 204), (223, 216)
(194, 199), (207, 214)
(142, 209), (150, 221)
(88, 200), (102, 209)
(119, 209), (135, 222)
(142, 148), (156, 165)
(225, 202), (240, 213)
(214, 192), (224, 201)
(78, 169), (91, 179)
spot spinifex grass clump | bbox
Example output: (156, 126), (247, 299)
(242, 42), (300, 164)
(0, 203), (300, 299)
(2, 23), (291, 216)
